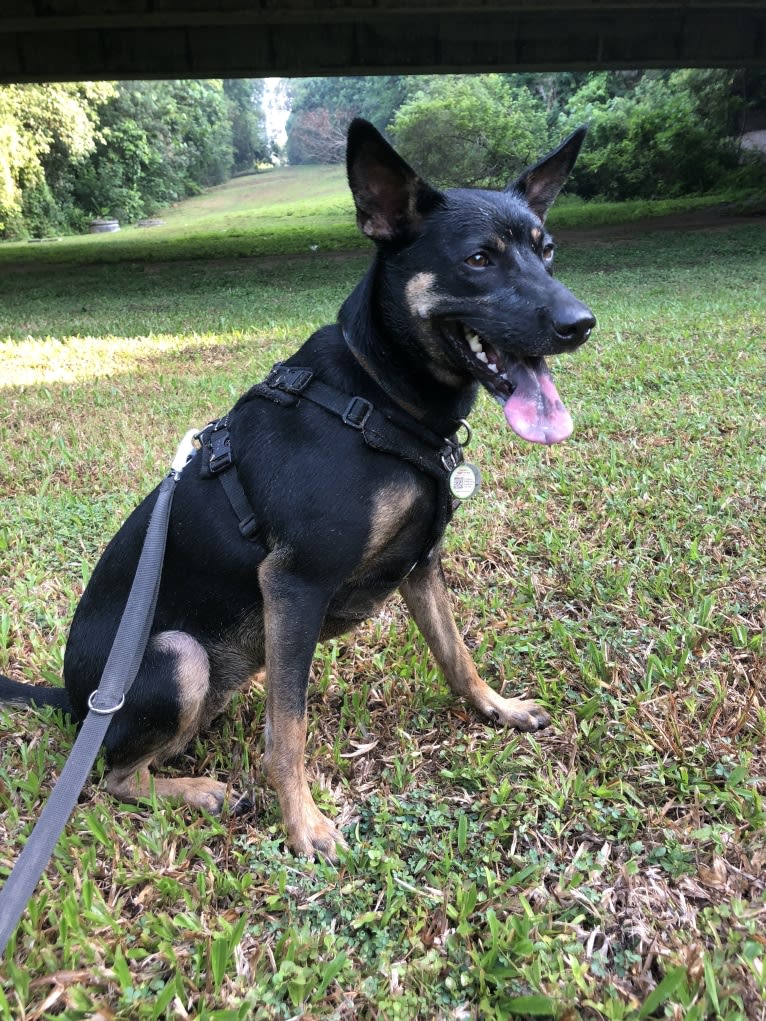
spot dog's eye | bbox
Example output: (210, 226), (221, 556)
(542, 243), (555, 263)
(465, 252), (490, 269)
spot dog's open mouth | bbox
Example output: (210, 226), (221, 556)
(447, 323), (574, 445)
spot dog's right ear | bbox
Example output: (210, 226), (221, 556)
(347, 119), (444, 244)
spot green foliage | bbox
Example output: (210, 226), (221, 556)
(0, 82), (113, 237)
(0, 79), (271, 239)
(223, 79), (270, 172)
(390, 75), (550, 188)
(564, 69), (761, 199)
(387, 69), (765, 198)
(73, 80), (236, 224)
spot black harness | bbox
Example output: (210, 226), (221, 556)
(195, 363), (465, 562)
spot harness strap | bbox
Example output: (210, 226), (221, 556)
(256, 364), (463, 560)
(195, 418), (259, 540)
(197, 364), (464, 561)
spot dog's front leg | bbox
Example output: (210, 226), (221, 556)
(259, 553), (346, 859)
(400, 556), (550, 732)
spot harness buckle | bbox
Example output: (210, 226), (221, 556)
(343, 396), (373, 429)
(441, 444), (462, 472)
(207, 423), (233, 474)
(267, 364), (313, 394)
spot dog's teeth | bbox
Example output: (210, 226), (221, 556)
(476, 350), (488, 363)
(488, 362), (498, 373)
(467, 333), (483, 354)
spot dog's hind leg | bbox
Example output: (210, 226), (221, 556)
(259, 553), (347, 859)
(400, 558), (550, 732)
(102, 630), (230, 813)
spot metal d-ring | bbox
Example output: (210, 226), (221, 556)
(87, 691), (126, 715)
(455, 418), (472, 447)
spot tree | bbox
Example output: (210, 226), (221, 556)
(562, 70), (756, 200)
(0, 82), (113, 237)
(389, 75), (551, 189)
(286, 106), (355, 165)
(224, 79), (270, 173)
(73, 80), (235, 224)
(284, 76), (413, 164)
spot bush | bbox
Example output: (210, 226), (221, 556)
(389, 75), (551, 189)
(563, 70), (758, 200)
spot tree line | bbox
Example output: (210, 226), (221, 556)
(0, 79), (268, 239)
(2, 71), (763, 240)
(285, 69), (765, 200)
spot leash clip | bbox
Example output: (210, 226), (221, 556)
(441, 444), (461, 472)
(170, 428), (200, 480)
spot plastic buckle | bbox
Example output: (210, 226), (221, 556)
(267, 364), (313, 394)
(208, 424), (232, 474)
(343, 396), (373, 429)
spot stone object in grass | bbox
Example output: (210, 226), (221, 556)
(89, 219), (120, 233)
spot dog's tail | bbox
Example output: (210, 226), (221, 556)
(0, 674), (73, 715)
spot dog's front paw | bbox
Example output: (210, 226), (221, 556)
(474, 689), (551, 732)
(172, 777), (233, 813)
(287, 804), (348, 862)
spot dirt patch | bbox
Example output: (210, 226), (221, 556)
(557, 203), (765, 245)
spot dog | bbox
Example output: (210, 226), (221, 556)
(0, 120), (595, 859)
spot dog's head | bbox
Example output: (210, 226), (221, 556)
(346, 120), (596, 445)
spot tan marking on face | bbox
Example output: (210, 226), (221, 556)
(531, 227), (542, 245)
(405, 272), (441, 318)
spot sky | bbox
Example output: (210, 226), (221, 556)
(263, 78), (289, 146)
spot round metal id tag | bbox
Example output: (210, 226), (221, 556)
(449, 462), (481, 500)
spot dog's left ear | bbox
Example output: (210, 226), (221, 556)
(510, 126), (587, 222)
(347, 119), (444, 243)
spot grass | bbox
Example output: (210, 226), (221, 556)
(0, 162), (759, 267)
(0, 168), (765, 1019)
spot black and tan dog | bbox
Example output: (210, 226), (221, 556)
(0, 120), (595, 858)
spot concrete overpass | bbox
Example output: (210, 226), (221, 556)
(0, 2), (763, 84)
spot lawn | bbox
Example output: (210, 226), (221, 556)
(0, 170), (765, 1020)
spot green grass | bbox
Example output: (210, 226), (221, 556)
(0, 172), (765, 1020)
(0, 163), (758, 267)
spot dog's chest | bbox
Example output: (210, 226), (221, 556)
(325, 480), (434, 622)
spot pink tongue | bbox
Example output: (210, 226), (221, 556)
(503, 357), (573, 444)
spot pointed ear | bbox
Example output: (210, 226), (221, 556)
(510, 126), (587, 222)
(346, 119), (444, 243)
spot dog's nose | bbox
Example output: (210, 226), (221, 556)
(553, 307), (596, 347)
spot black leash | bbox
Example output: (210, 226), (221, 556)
(0, 433), (195, 957)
